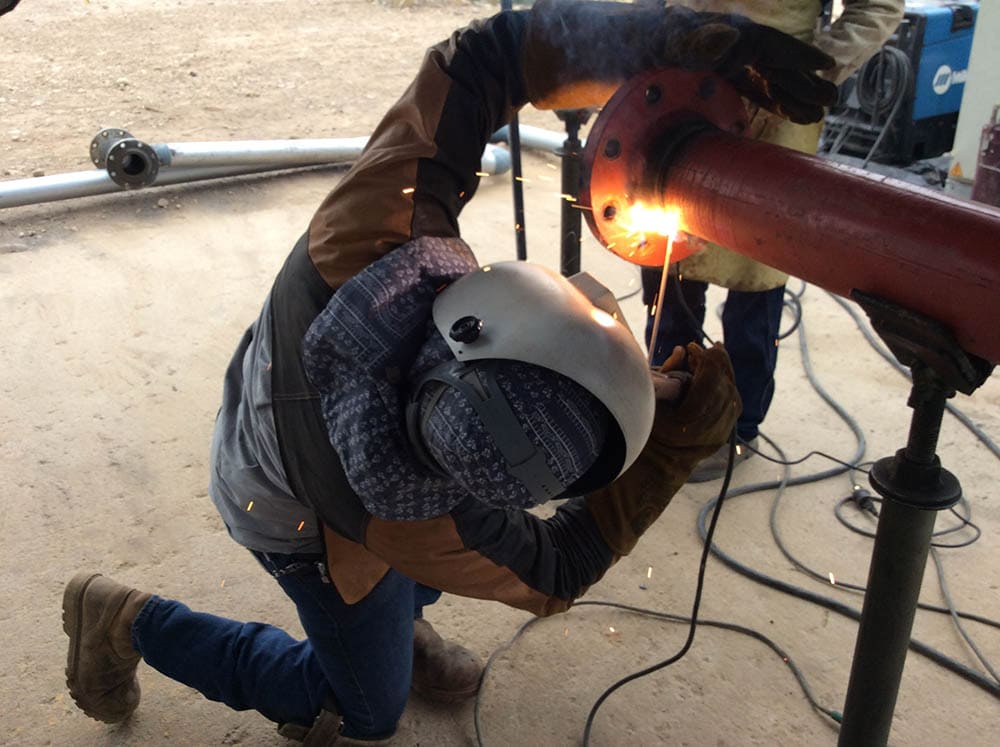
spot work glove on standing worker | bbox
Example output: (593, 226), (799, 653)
(525, 0), (838, 121)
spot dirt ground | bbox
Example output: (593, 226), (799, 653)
(2, 1), (999, 745)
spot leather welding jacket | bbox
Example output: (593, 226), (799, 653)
(211, 3), (714, 614)
(670, 0), (904, 291)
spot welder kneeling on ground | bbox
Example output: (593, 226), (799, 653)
(61, 1), (835, 743)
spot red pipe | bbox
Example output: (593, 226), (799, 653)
(660, 130), (1000, 364)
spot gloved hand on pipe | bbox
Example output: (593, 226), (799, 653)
(585, 343), (741, 557)
(686, 13), (839, 124)
(524, 0), (837, 123)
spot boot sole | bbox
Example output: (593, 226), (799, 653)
(411, 679), (482, 704)
(62, 571), (128, 723)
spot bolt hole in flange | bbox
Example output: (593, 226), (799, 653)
(580, 69), (748, 267)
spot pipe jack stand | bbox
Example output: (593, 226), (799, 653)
(837, 290), (994, 746)
(554, 108), (592, 277)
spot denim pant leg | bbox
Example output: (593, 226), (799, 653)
(131, 593), (333, 728)
(641, 267), (708, 366)
(132, 551), (443, 741)
(258, 552), (440, 740)
(721, 285), (786, 440)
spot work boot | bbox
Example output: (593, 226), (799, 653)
(687, 437), (758, 483)
(279, 707), (394, 745)
(411, 618), (484, 703)
(62, 571), (151, 723)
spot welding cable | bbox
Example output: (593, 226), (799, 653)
(692, 326), (1000, 698)
(580, 430), (737, 746)
(696, 495), (1000, 699)
(771, 452), (998, 632)
(827, 496), (1000, 683)
(471, 597), (843, 747)
(827, 291), (1000, 460)
(720, 285), (870, 492)
(833, 493), (983, 550)
(855, 46), (914, 169)
(930, 546), (1000, 685)
(754, 295), (1000, 683)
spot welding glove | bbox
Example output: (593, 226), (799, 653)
(524, 0), (837, 124)
(585, 343), (741, 557)
(689, 13), (839, 124)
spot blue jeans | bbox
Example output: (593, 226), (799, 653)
(131, 550), (441, 740)
(642, 268), (785, 441)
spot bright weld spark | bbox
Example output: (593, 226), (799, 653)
(515, 176), (530, 183)
(475, 171), (489, 177)
(220, 579), (226, 588)
(623, 202), (681, 240)
(561, 194), (576, 202)
(647, 566), (653, 579)
(829, 572), (837, 586)
(736, 444), (743, 456)
(246, 500), (254, 512)
(609, 626), (616, 633)
(401, 187), (415, 195)
(297, 520), (305, 532)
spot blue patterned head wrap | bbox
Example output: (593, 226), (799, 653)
(302, 236), (608, 520)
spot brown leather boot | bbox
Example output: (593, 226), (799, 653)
(296, 708), (394, 745)
(62, 572), (151, 723)
(411, 618), (483, 703)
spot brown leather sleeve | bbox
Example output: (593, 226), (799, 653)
(364, 514), (575, 617)
(306, 14), (529, 289)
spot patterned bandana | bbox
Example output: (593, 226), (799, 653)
(302, 236), (607, 520)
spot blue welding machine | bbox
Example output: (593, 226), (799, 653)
(821, 1), (978, 165)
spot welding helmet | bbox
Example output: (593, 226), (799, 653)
(406, 261), (655, 504)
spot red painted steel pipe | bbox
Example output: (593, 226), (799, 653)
(660, 130), (1000, 363)
(582, 69), (1000, 364)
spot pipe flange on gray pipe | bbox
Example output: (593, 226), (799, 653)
(90, 128), (161, 188)
(106, 138), (160, 188)
(90, 128), (132, 167)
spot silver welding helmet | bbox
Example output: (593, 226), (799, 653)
(406, 261), (655, 503)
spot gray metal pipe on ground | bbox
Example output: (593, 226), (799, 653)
(0, 142), (511, 209)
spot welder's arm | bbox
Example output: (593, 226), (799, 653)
(362, 345), (739, 617)
(306, 11), (531, 288)
(306, 1), (837, 288)
(814, 0), (905, 85)
(585, 344), (740, 556)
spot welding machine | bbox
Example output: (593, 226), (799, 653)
(821, 0), (978, 165)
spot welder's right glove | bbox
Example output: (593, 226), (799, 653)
(585, 343), (741, 557)
(524, 0), (837, 124)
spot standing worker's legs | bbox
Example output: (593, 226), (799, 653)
(720, 285), (785, 442)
